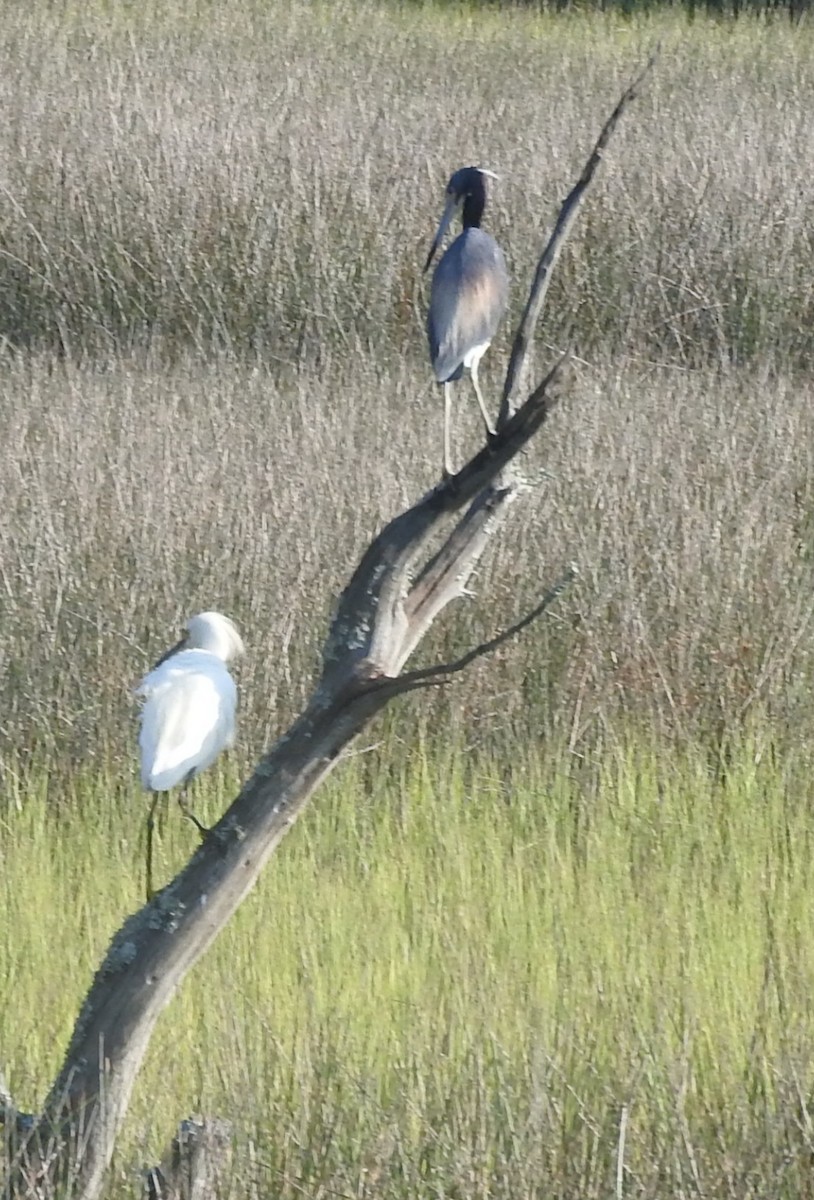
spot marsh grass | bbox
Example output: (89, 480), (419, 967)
(0, 352), (812, 776)
(1, 2), (814, 366)
(0, 1), (812, 777)
(4, 734), (814, 1196)
(3, 2), (814, 1195)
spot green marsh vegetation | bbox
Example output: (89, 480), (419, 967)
(2, 1), (814, 1195)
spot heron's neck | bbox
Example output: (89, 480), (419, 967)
(461, 184), (485, 229)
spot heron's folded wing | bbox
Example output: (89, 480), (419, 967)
(428, 237), (508, 383)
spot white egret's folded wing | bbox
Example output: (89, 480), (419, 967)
(138, 656), (237, 792)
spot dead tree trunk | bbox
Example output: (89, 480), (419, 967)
(1, 65), (652, 1200)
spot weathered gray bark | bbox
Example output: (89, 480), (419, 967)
(2, 66), (651, 1200)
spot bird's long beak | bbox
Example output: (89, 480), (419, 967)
(151, 635), (187, 670)
(423, 194), (459, 274)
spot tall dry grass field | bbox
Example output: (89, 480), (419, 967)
(2, 1), (814, 1196)
(0, 0), (812, 764)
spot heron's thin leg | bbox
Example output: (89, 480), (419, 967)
(178, 777), (210, 840)
(145, 790), (162, 901)
(443, 382), (454, 477)
(471, 364), (496, 437)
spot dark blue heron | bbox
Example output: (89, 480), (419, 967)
(424, 166), (509, 477)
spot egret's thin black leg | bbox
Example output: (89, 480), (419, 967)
(178, 775), (210, 841)
(145, 790), (162, 901)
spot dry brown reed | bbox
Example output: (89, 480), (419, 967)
(0, 1), (813, 774)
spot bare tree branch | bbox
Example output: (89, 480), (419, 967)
(4, 342), (568, 1200)
(498, 53), (658, 426)
(2, 65), (647, 1200)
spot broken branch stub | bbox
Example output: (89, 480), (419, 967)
(3, 67), (650, 1200)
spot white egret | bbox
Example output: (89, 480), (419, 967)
(136, 610), (245, 898)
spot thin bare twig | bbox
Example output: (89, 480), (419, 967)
(498, 53), (658, 426)
(395, 565), (577, 689)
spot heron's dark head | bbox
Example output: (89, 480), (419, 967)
(447, 165), (494, 203)
(424, 166), (499, 273)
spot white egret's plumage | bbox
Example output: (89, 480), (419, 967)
(136, 611), (244, 897)
(138, 651), (237, 791)
(424, 166), (509, 476)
